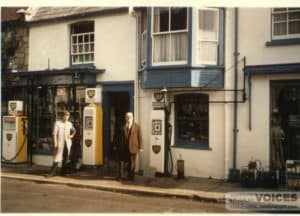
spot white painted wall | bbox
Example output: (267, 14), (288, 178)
(239, 8), (300, 65)
(29, 12), (137, 82)
(235, 8), (300, 170)
(170, 91), (226, 179)
(29, 22), (69, 70)
(140, 89), (226, 179)
(237, 74), (300, 170)
(95, 14), (136, 81)
(29, 12), (137, 167)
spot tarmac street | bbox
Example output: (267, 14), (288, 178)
(1, 178), (228, 213)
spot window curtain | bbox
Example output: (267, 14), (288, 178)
(198, 9), (219, 65)
(153, 34), (170, 62)
(170, 32), (188, 61)
(153, 32), (187, 62)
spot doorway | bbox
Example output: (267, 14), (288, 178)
(107, 92), (130, 161)
(270, 80), (300, 169)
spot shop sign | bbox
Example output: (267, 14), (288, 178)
(152, 92), (165, 109)
(85, 88), (102, 104)
(8, 100), (23, 116)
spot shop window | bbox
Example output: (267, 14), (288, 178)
(271, 83), (300, 169)
(32, 86), (56, 154)
(175, 94), (209, 148)
(152, 7), (188, 64)
(272, 8), (300, 39)
(197, 8), (219, 65)
(71, 21), (95, 65)
(32, 86), (86, 155)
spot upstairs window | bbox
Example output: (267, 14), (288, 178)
(272, 8), (300, 39)
(139, 9), (147, 67)
(152, 7), (188, 64)
(71, 21), (94, 65)
(197, 8), (219, 65)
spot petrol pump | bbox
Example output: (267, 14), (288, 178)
(150, 109), (165, 173)
(2, 100), (28, 163)
(82, 88), (103, 166)
(150, 90), (173, 176)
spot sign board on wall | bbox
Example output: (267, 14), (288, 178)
(152, 91), (165, 110)
(85, 88), (102, 104)
(8, 100), (23, 116)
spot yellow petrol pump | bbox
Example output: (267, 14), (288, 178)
(82, 88), (103, 166)
(2, 100), (28, 163)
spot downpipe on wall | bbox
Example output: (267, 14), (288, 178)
(228, 8), (240, 182)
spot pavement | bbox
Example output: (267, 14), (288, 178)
(1, 164), (296, 204)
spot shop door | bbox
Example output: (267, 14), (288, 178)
(270, 81), (300, 169)
(107, 92), (130, 161)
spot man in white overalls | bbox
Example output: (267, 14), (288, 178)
(46, 111), (76, 177)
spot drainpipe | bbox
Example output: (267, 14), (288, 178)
(233, 8), (239, 170)
(131, 7), (142, 173)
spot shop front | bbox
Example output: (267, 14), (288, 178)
(2, 68), (104, 166)
(270, 80), (300, 169)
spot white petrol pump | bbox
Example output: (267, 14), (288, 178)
(150, 92), (167, 174)
(150, 109), (165, 173)
(2, 100), (28, 163)
(82, 88), (103, 166)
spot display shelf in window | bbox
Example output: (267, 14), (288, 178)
(286, 160), (300, 189)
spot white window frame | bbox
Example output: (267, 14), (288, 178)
(272, 8), (300, 40)
(71, 31), (95, 65)
(196, 8), (219, 66)
(141, 30), (147, 66)
(151, 7), (189, 66)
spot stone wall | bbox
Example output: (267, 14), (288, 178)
(2, 22), (29, 72)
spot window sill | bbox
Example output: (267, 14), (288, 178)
(70, 63), (95, 69)
(266, 38), (300, 47)
(172, 145), (212, 151)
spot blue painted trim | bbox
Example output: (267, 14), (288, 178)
(141, 66), (224, 89)
(266, 38), (300, 46)
(188, 7), (193, 66)
(70, 63), (95, 69)
(101, 82), (135, 161)
(146, 7), (152, 68)
(102, 91), (110, 160)
(218, 8), (225, 66)
(245, 63), (300, 75)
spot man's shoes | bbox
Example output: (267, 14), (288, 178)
(45, 173), (55, 178)
(128, 170), (135, 181)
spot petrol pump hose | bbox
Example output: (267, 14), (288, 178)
(1, 119), (28, 162)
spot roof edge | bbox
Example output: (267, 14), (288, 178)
(28, 7), (129, 25)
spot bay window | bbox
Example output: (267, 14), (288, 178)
(272, 8), (300, 39)
(152, 7), (188, 64)
(197, 8), (219, 65)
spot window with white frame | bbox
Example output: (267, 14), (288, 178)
(152, 7), (188, 64)
(71, 21), (94, 65)
(272, 8), (300, 39)
(140, 10), (147, 66)
(197, 9), (219, 65)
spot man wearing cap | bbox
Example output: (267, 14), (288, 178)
(46, 111), (76, 177)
